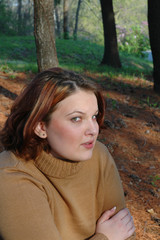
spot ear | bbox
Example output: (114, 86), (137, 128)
(34, 122), (47, 139)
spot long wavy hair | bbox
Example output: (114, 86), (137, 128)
(0, 67), (105, 160)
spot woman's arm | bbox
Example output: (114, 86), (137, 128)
(90, 143), (135, 240)
(103, 147), (126, 213)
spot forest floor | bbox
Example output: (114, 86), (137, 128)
(0, 70), (160, 239)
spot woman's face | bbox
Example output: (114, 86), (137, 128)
(42, 90), (99, 161)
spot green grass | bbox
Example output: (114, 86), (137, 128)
(0, 35), (153, 78)
(0, 35), (37, 72)
(0, 36), (36, 61)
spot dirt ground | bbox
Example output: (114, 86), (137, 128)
(0, 71), (160, 239)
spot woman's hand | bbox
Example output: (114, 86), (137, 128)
(96, 207), (135, 240)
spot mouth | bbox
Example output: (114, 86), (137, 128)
(81, 140), (94, 149)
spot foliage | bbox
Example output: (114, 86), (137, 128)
(0, 0), (16, 35)
(118, 25), (150, 56)
(150, 175), (160, 187)
(114, 0), (149, 56)
(53, 0), (150, 59)
(0, 0), (33, 36)
(0, 0), (149, 56)
(77, 0), (103, 44)
(138, 96), (160, 109)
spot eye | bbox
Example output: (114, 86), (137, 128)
(92, 114), (98, 120)
(71, 116), (81, 122)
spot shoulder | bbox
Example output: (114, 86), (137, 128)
(92, 140), (116, 169)
(0, 151), (39, 175)
(0, 152), (52, 210)
(0, 151), (19, 168)
(93, 140), (113, 161)
(0, 151), (34, 172)
(0, 151), (46, 190)
(94, 140), (109, 153)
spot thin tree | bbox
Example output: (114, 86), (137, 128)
(73, 0), (82, 40)
(33, 0), (58, 72)
(17, 0), (22, 35)
(148, 0), (160, 94)
(100, 0), (121, 68)
(63, 0), (69, 39)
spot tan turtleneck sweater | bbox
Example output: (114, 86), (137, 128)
(0, 141), (133, 240)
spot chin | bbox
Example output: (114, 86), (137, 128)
(77, 152), (93, 161)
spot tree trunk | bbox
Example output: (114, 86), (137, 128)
(148, 0), (160, 94)
(17, 0), (22, 35)
(63, 0), (69, 39)
(73, 0), (82, 40)
(33, 0), (58, 72)
(100, 0), (121, 68)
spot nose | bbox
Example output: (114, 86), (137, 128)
(85, 120), (99, 136)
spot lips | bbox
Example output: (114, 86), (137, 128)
(81, 140), (94, 149)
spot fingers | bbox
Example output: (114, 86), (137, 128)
(96, 208), (135, 240)
(127, 216), (135, 232)
(117, 209), (135, 237)
(127, 221), (135, 237)
(98, 206), (116, 224)
(111, 208), (135, 230)
(115, 208), (130, 220)
(113, 208), (133, 222)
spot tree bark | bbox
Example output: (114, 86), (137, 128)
(73, 0), (82, 40)
(100, 0), (121, 68)
(63, 0), (69, 39)
(34, 0), (58, 72)
(148, 0), (160, 94)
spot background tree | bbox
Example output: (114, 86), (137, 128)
(22, 0), (34, 35)
(63, 0), (69, 39)
(33, 0), (58, 71)
(0, 0), (15, 35)
(73, 0), (82, 40)
(4, 0), (34, 36)
(100, 0), (121, 68)
(148, 0), (160, 94)
(17, 0), (22, 35)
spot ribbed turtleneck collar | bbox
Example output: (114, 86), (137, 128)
(35, 151), (83, 178)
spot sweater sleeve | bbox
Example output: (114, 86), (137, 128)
(0, 171), (62, 240)
(101, 145), (126, 213)
(90, 233), (108, 240)
(96, 142), (136, 239)
(89, 232), (135, 240)
(89, 233), (135, 240)
(103, 149), (136, 239)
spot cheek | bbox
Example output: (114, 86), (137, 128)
(59, 128), (77, 142)
(61, 126), (82, 144)
(48, 121), (81, 144)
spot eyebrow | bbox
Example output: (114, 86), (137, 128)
(66, 110), (99, 117)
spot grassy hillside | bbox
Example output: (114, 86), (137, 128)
(0, 36), (153, 80)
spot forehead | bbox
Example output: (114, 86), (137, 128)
(54, 90), (98, 115)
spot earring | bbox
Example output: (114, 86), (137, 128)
(42, 133), (46, 138)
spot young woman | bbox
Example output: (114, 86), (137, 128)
(0, 68), (135, 240)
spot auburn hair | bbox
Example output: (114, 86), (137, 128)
(0, 68), (105, 160)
